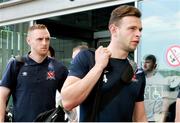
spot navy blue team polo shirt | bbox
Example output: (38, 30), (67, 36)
(69, 50), (146, 122)
(0, 55), (68, 122)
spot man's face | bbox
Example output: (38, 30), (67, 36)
(143, 59), (155, 72)
(27, 29), (50, 56)
(115, 16), (142, 52)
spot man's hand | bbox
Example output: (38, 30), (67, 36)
(95, 46), (111, 70)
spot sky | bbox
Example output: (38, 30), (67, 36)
(138, 0), (180, 70)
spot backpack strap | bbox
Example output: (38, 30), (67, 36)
(87, 49), (95, 68)
(85, 49), (104, 121)
(14, 55), (25, 76)
(6, 55), (25, 120)
(86, 51), (136, 121)
(14, 55), (25, 63)
(12, 55), (25, 91)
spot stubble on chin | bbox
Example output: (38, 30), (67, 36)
(128, 46), (137, 52)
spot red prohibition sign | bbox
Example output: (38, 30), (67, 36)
(166, 45), (180, 67)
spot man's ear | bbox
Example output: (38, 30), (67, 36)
(109, 24), (117, 35)
(154, 63), (157, 69)
(26, 37), (30, 45)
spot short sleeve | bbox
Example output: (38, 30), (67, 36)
(68, 50), (94, 79)
(0, 58), (16, 90)
(135, 68), (146, 102)
(49, 58), (69, 91)
(58, 65), (68, 89)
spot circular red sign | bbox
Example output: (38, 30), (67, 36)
(166, 45), (180, 67)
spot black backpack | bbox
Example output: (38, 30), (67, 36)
(33, 105), (66, 122)
(164, 101), (176, 122)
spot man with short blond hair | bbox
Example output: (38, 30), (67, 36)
(0, 24), (68, 122)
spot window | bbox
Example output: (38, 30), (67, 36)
(0, 22), (30, 79)
(138, 0), (180, 121)
(0, 0), (11, 3)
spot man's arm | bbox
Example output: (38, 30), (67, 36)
(175, 98), (180, 122)
(61, 65), (104, 111)
(61, 46), (111, 111)
(132, 101), (147, 122)
(0, 86), (11, 122)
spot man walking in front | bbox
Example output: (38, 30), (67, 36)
(61, 5), (147, 122)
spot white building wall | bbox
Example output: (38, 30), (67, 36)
(0, 0), (135, 26)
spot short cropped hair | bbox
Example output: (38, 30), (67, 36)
(145, 54), (156, 64)
(27, 24), (48, 36)
(109, 5), (141, 26)
(73, 45), (88, 52)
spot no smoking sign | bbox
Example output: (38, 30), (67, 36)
(166, 45), (180, 67)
